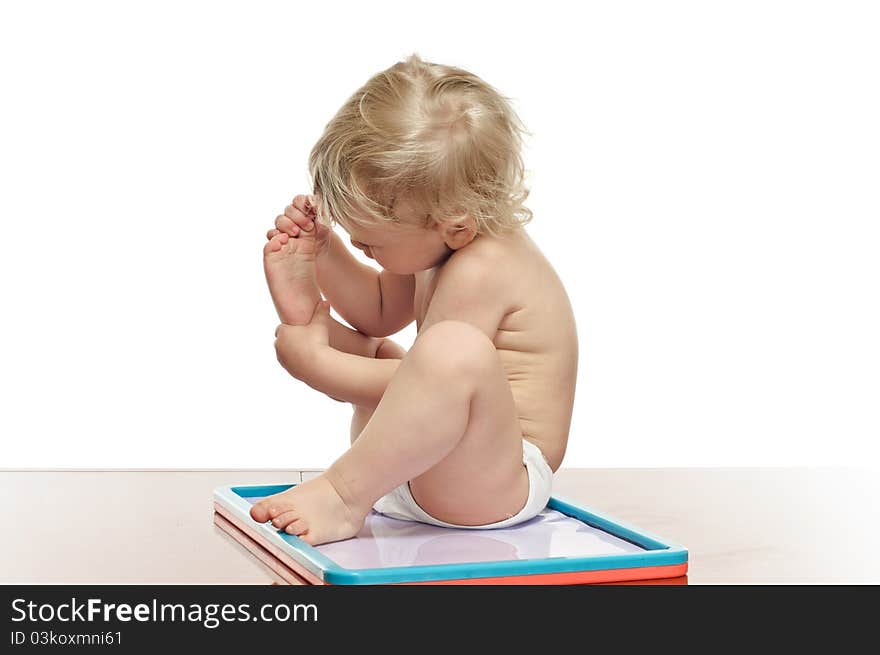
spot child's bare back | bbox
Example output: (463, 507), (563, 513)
(413, 227), (577, 473)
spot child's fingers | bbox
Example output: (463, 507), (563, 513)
(274, 213), (300, 237)
(294, 193), (317, 217)
(287, 197), (315, 231)
(284, 205), (315, 232)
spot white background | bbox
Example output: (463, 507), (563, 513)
(1, 1), (877, 469)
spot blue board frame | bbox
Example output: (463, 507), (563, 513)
(213, 483), (688, 585)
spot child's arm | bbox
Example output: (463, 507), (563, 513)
(280, 335), (402, 408)
(326, 311), (384, 359)
(274, 301), (404, 407)
(274, 196), (415, 338)
(316, 229), (415, 337)
(418, 253), (508, 340)
(304, 347), (401, 408)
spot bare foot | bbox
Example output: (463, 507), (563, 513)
(249, 474), (368, 546)
(263, 229), (322, 326)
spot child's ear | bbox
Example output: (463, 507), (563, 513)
(439, 215), (478, 250)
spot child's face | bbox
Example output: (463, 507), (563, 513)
(341, 197), (454, 274)
(344, 218), (451, 274)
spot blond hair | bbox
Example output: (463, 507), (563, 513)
(307, 53), (533, 237)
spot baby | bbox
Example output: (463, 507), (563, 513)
(249, 54), (578, 546)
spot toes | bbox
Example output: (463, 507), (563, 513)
(249, 502), (270, 523)
(285, 519), (309, 536)
(271, 510), (299, 530)
(263, 232), (289, 254)
(276, 213), (301, 237)
(250, 500), (288, 523)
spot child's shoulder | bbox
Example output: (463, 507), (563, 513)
(434, 233), (506, 284)
(444, 229), (527, 271)
(432, 229), (535, 296)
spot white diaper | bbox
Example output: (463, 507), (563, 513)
(372, 439), (553, 530)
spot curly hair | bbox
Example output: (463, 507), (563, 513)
(307, 52), (533, 238)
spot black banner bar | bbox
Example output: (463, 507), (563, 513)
(1, 585), (876, 651)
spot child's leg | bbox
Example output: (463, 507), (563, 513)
(322, 318), (405, 407)
(250, 320), (529, 545)
(349, 338), (407, 442)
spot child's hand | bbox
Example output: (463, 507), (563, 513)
(266, 194), (332, 258)
(274, 300), (333, 380)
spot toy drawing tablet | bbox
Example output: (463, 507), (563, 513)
(213, 483), (688, 585)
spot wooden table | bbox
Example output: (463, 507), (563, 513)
(1, 468), (876, 584)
